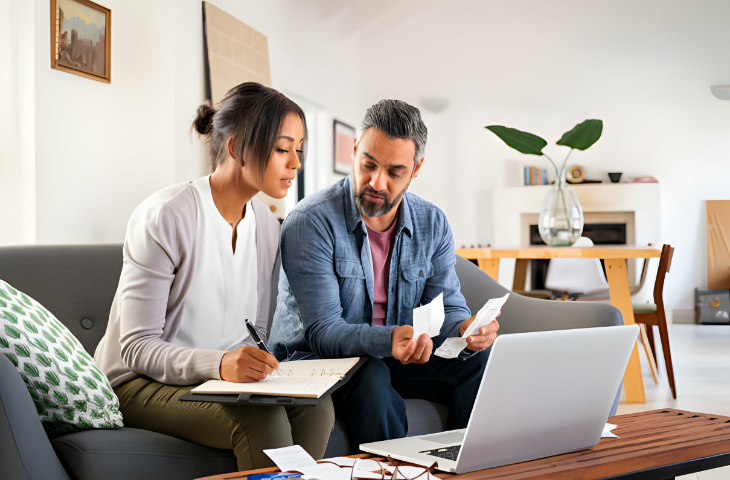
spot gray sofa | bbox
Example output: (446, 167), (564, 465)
(0, 245), (623, 480)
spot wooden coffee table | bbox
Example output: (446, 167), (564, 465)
(197, 409), (730, 480)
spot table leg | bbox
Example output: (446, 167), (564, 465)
(477, 258), (500, 281)
(513, 259), (529, 291)
(604, 258), (646, 404)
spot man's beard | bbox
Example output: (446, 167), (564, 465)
(354, 182), (410, 218)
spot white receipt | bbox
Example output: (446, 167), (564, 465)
(434, 293), (509, 359)
(601, 423), (618, 438)
(412, 293), (445, 341)
(264, 445), (338, 476)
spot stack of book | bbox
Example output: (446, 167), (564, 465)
(524, 166), (548, 186)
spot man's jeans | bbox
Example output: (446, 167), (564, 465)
(332, 349), (491, 447)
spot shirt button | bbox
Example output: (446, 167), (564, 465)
(419, 270), (424, 277)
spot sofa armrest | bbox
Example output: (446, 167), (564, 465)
(0, 354), (70, 480)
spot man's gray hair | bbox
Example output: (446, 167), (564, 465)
(359, 99), (428, 163)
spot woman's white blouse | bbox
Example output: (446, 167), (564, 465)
(169, 176), (258, 351)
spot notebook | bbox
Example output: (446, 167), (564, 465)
(191, 357), (360, 399)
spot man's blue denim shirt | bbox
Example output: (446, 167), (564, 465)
(269, 176), (472, 360)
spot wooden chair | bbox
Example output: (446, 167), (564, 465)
(633, 244), (677, 399)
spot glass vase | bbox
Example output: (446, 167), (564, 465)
(538, 169), (584, 246)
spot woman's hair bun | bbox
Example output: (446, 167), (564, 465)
(193, 101), (216, 135)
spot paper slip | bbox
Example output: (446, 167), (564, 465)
(434, 293), (509, 359)
(412, 293), (445, 341)
(601, 423), (618, 439)
(265, 448), (391, 480)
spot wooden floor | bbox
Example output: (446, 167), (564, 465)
(616, 324), (730, 479)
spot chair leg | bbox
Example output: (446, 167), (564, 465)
(638, 324), (659, 385)
(645, 324), (658, 365)
(656, 310), (677, 399)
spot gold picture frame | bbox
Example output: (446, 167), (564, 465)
(50, 0), (111, 83)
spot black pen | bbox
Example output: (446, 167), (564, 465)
(245, 319), (270, 354)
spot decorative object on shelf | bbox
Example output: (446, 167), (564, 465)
(486, 119), (603, 246)
(695, 288), (730, 324)
(566, 165), (586, 183)
(333, 120), (356, 175)
(608, 172), (623, 183)
(51, 0), (111, 83)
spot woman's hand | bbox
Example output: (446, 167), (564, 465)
(220, 346), (280, 383)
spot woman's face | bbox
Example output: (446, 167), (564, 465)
(257, 113), (304, 199)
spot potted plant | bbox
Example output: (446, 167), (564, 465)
(485, 120), (603, 246)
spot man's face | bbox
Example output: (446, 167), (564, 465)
(352, 128), (422, 218)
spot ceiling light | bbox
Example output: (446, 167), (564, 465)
(710, 85), (730, 100)
(421, 97), (450, 113)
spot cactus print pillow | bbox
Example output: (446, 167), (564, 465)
(0, 279), (123, 434)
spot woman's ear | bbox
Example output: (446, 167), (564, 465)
(227, 136), (242, 165)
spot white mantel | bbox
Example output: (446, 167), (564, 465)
(488, 183), (661, 295)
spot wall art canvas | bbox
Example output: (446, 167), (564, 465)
(333, 120), (356, 175)
(51, 0), (111, 83)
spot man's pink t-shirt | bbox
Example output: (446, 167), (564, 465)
(365, 217), (399, 326)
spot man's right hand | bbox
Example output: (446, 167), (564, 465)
(220, 346), (280, 383)
(392, 325), (433, 365)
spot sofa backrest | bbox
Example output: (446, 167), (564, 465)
(0, 245), (123, 355)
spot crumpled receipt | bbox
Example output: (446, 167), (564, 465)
(412, 293), (445, 341)
(434, 293), (509, 359)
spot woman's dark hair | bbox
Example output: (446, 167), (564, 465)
(192, 82), (307, 174)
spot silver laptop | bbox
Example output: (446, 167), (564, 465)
(360, 325), (639, 474)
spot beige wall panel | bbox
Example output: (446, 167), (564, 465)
(706, 200), (730, 289)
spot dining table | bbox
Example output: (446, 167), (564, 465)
(455, 246), (662, 404)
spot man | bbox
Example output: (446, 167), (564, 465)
(271, 100), (499, 447)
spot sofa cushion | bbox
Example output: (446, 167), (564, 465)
(0, 280), (123, 434)
(52, 427), (237, 480)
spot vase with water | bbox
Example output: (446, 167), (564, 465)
(538, 168), (584, 246)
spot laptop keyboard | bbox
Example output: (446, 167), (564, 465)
(420, 445), (461, 461)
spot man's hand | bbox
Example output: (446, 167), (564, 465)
(220, 346), (280, 383)
(459, 313), (500, 352)
(392, 325), (433, 365)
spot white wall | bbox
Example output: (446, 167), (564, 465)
(347, 0), (730, 318)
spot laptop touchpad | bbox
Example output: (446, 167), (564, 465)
(421, 431), (465, 444)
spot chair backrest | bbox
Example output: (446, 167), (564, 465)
(0, 245), (123, 355)
(653, 244), (674, 308)
(544, 237), (609, 294)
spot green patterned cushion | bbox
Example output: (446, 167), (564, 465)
(0, 279), (123, 434)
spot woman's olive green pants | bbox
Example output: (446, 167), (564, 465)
(114, 377), (335, 471)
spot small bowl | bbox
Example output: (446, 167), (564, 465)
(608, 172), (622, 183)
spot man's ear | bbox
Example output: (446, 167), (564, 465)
(413, 157), (425, 178)
(352, 138), (357, 161)
(227, 136), (242, 165)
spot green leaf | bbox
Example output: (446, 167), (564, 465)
(89, 368), (102, 381)
(90, 409), (104, 419)
(486, 125), (548, 155)
(0, 335), (8, 349)
(23, 363), (40, 377)
(34, 381), (50, 394)
(101, 387), (114, 401)
(92, 394), (104, 407)
(83, 376), (98, 390)
(37, 307), (49, 319)
(46, 371), (61, 386)
(20, 293), (33, 306)
(14, 343), (31, 358)
(66, 382), (81, 395)
(62, 340), (73, 354)
(64, 406), (76, 421)
(76, 356), (88, 367)
(4, 352), (19, 367)
(63, 367), (79, 382)
(43, 330), (57, 344)
(23, 320), (38, 335)
(53, 390), (69, 405)
(4, 324), (21, 338)
(556, 119), (603, 151)
(74, 399), (87, 412)
(54, 347), (68, 363)
(34, 337), (49, 352)
(34, 399), (47, 415)
(5, 284), (18, 295)
(72, 359), (84, 372)
(52, 412), (65, 424)
(36, 353), (53, 368)
(42, 396), (58, 409)
(78, 417), (93, 429)
(11, 304), (25, 315)
(3, 311), (19, 325)
(0, 288), (11, 301)
(26, 384), (39, 400)
(0, 298), (6, 308)
(30, 312), (44, 326)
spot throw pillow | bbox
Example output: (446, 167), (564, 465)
(0, 279), (123, 434)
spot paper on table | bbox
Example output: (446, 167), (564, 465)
(264, 445), (319, 474)
(601, 423), (618, 438)
(412, 293), (445, 341)
(434, 293), (509, 359)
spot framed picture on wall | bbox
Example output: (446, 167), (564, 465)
(50, 0), (112, 83)
(333, 120), (356, 175)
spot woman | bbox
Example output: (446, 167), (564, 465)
(94, 83), (334, 470)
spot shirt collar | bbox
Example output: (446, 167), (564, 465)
(345, 176), (413, 238)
